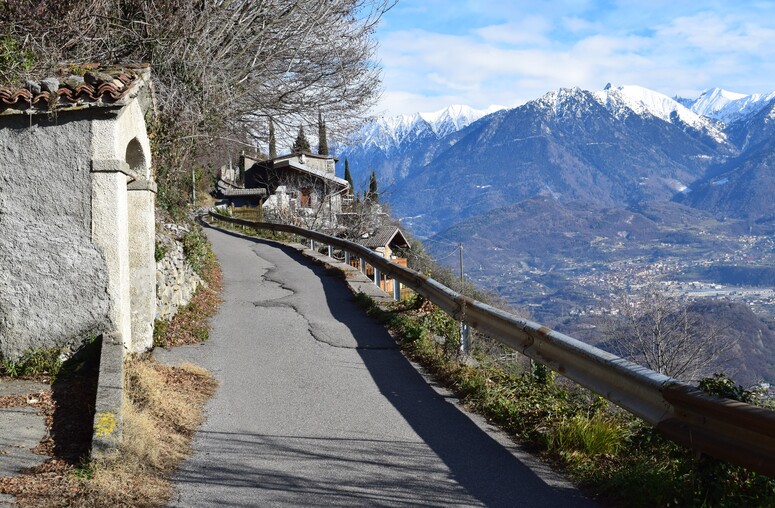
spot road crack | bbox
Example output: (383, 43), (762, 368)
(252, 301), (397, 350)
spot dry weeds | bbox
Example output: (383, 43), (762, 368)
(155, 259), (223, 348)
(1, 355), (217, 507)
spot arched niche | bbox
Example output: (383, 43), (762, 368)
(125, 137), (148, 179)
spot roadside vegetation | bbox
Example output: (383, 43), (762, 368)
(0, 347), (64, 380)
(353, 291), (775, 507)
(153, 223), (223, 348)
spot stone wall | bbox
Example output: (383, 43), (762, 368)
(0, 113), (111, 359)
(155, 225), (203, 322)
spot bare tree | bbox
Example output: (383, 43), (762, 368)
(337, 193), (387, 238)
(604, 286), (737, 383)
(0, 0), (393, 205)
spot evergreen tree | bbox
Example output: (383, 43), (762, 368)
(268, 117), (277, 159)
(344, 158), (354, 194)
(317, 111), (329, 155)
(292, 125), (311, 153)
(367, 170), (378, 203)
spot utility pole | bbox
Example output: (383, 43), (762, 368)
(459, 242), (470, 355)
(459, 243), (464, 288)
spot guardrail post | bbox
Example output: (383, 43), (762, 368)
(310, 240), (315, 251)
(359, 257), (365, 273)
(327, 245), (333, 258)
(460, 323), (470, 355)
(344, 251), (350, 265)
(393, 279), (401, 301)
(374, 267), (381, 287)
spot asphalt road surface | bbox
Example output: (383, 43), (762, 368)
(163, 225), (597, 507)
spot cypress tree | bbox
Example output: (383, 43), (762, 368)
(368, 170), (378, 203)
(292, 125), (311, 153)
(344, 158), (354, 194)
(268, 117), (277, 159)
(318, 111), (329, 155)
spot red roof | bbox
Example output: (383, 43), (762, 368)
(0, 64), (149, 113)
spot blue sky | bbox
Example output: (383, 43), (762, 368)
(374, 0), (775, 116)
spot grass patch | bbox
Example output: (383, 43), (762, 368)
(353, 292), (775, 507)
(0, 337), (102, 383)
(0, 347), (62, 379)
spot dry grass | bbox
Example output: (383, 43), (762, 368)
(2, 355), (217, 507)
(92, 355), (218, 506)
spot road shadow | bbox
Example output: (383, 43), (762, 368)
(200, 224), (596, 507)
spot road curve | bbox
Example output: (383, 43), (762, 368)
(162, 225), (597, 507)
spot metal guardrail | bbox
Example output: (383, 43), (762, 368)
(207, 211), (775, 477)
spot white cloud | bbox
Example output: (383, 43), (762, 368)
(474, 16), (553, 46)
(562, 16), (603, 34)
(374, 2), (775, 116)
(658, 11), (775, 54)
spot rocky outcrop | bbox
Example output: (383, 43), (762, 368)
(155, 225), (203, 322)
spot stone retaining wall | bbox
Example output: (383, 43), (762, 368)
(156, 225), (203, 322)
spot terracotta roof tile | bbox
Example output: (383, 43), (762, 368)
(0, 64), (149, 114)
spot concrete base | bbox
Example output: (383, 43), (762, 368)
(91, 335), (124, 458)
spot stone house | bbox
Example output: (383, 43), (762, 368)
(0, 64), (156, 357)
(243, 152), (350, 228)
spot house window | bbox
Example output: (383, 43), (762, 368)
(300, 187), (312, 207)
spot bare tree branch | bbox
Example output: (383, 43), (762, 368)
(0, 0), (393, 206)
(604, 286), (738, 383)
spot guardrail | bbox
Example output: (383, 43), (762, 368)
(207, 211), (775, 477)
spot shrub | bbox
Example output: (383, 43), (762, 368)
(154, 242), (168, 262)
(0, 347), (62, 379)
(549, 414), (629, 457)
(182, 226), (214, 278)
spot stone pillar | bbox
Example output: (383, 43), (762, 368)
(91, 160), (132, 350)
(127, 180), (157, 352)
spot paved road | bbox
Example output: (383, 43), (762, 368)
(163, 226), (597, 507)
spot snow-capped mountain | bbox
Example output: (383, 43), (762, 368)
(419, 104), (503, 137)
(386, 86), (731, 234)
(596, 84), (726, 141)
(337, 83), (775, 230)
(336, 104), (502, 187)
(677, 88), (775, 124)
(349, 104), (502, 154)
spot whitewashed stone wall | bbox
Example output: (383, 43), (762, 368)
(0, 112), (112, 359)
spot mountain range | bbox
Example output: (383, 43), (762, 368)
(338, 85), (775, 232)
(336, 85), (775, 384)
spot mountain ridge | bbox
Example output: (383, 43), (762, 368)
(335, 84), (775, 385)
(338, 83), (775, 229)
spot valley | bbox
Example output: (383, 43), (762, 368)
(338, 84), (775, 386)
